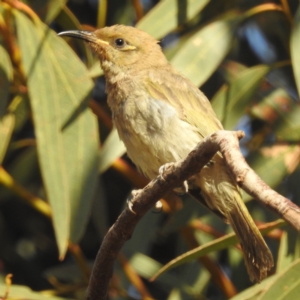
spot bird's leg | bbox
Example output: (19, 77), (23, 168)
(159, 163), (189, 195)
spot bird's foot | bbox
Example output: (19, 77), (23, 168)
(159, 163), (189, 195)
(127, 189), (142, 214)
(127, 189), (163, 214)
(158, 162), (174, 180)
(173, 182), (189, 195)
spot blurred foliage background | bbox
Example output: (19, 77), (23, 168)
(1, 0), (300, 299)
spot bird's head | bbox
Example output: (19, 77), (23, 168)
(58, 25), (167, 73)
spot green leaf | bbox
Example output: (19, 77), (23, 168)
(99, 128), (126, 174)
(258, 259), (300, 300)
(88, 61), (104, 78)
(0, 114), (15, 164)
(152, 220), (284, 280)
(9, 95), (31, 134)
(211, 65), (269, 129)
(167, 289), (183, 300)
(0, 283), (73, 300)
(0, 45), (13, 117)
(14, 10), (99, 257)
(277, 229), (300, 273)
(136, 0), (209, 39)
(170, 13), (241, 86)
(229, 275), (276, 300)
(291, 5), (300, 98)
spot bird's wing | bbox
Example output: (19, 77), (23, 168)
(143, 70), (223, 139)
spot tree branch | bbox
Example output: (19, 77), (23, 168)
(86, 130), (300, 300)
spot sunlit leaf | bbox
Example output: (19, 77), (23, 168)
(211, 65), (269, 129)
(99, 128), (126, 174)
(277, 229), (300, 273)
(136, 0), (209, 39)
(152, 220), (284, 280)
(88, 61), (103, 78)
(0, 114), (15, 164)
(229, 275), (276, 300)
(167, 289), (183, 300)
(290, 5), (300, 98)
(170, 13), (241, 86)
(258, 259), (300, 300)
(0, 45), (13, 117)
(0, 283), (72, 300)
(15, 10), (99, 257)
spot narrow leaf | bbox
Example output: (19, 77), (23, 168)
(99, 128), (126, 174)
(0, 114), (15, 164)
(152, 220), (284, 280)
(171, 13), (241, 86)
(0, 45), (13, 117)
(15, 10), (99, 257)
(211, 65), (269, 129)
(291, 5), (300, 98)
(0, 283), (72, 300)
(258, 259), (300, 300)
(136, 0), (209, 39)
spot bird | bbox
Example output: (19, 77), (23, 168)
(58, 25), (274, 282)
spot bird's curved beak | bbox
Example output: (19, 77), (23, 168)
(58, 30), (109, 45)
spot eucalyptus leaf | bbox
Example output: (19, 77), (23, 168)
(171, 13), (241, 86)
(15, 10), (99, 257)
(136, 0), (209, 39)
(99, 128), (126, 174)
(258, 259), (300, 300)
(0, 45), (13, 117)
(0, 283), (72, 300)
(290, 5), (300, 98)
(211, 65), (269, 129)
(0, 114), (15, 164)
(152, 220), (284, 280)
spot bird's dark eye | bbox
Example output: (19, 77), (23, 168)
(115, 38), (125, 47)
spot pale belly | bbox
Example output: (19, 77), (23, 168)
(113, 97), (202, 179)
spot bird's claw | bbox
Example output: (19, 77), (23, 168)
(159, 162), (174, 180)
(174, 181), (189, 195)
(127, 190), (163, 214)
(159, 163), (189, 195)
(127, 189), (142, 214)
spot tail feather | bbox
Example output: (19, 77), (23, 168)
(192, 154), (274, 282)
(227, 202), (274, 282)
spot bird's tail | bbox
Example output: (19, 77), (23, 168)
(226, 190), (274, 282)
(192, 155), (274, 282)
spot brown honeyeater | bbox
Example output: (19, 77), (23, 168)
(59, 25), (273, 282)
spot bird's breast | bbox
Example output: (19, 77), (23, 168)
(110, 93), (201, 179)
